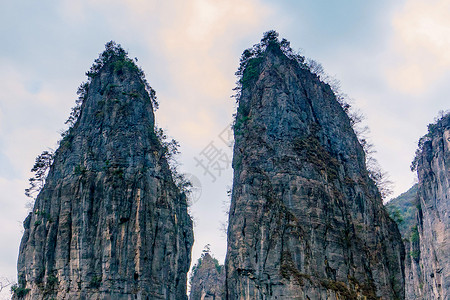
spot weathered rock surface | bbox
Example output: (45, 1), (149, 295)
(386, 185), (424, 299)
(413, 113), (450, 299)
(189, 252), (225, 300)
(404, 228), (423, 300)
(385, 184), (425, 299)
(15, 45), (193, 299)
(225, 37), (405, 299)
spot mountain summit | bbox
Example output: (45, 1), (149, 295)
(14, 42), (193, 300)
(225, 32), (405, 299)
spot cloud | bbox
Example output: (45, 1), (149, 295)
(154, 0), (270, 148)
(55, 0), (270, 148)
(0, 61), (67, 179)
(0, 177), (29, 294)
(386, 0), (450, 94)
(159, 0), (268, 94)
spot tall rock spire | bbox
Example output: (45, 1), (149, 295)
(15, 42), (193, 299)
(412, 112), (450, 299)
(189, 251), (225, 300)
(225, 32), (405, 299)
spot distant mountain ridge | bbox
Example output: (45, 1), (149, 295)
(386, 184), (418, 238)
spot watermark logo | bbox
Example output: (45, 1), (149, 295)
(184, 173), (202, 205)
(194, 124), (234, 182)
(218, 124), (234, 148)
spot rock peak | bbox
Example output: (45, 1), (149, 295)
(14, 42), (193, 300)
(189, 250), (224, 300)
(406, 111), (450, 299)
(226, 33), (405, 299)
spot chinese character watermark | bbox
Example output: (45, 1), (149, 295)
(184, 173), (202, 205)
(194, 123), (234, 182)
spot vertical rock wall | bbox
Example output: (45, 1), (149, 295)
(15, 49), (193, 299)
(225, 40), (405, 299)
(414, 113), (450, 299)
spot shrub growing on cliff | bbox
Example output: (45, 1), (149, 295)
(411, 110), (449, 171)
(25, 151), (54, 200)
(233, 30), (393, 199)
(26, 41), (163, 208)
(233, 31), (351, 114)
(189, 244), (223, 286)
(388, 206), (404, 225)
(11, 283), (30, 298)
(61, 41), (159, 141)
(154, 126), (192, 199)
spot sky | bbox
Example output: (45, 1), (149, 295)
(0, 0), (449, 297)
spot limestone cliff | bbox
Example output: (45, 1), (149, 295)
(386, 185), (424, 299)
(14, 42), (193, 299)
(403, 226), (423, 299)
(189, 252), (225, 300)
(225, 33), (405, 299)
(412, 112), (450, 299)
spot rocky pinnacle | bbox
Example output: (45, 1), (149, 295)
(225, 37), (405, 299)
(414, 113), (450, 299)
(15, 44), (193, 300)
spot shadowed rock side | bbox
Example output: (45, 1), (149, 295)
(189, 253), (225, 300)
(15, 51), (193, 299)
(225, 41), (405, 299)
(386, 185), (423, 299)
(403, 227), (423, 300)
(414, 113), (450, 299)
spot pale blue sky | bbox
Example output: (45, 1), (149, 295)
(1, 0), (449, 297)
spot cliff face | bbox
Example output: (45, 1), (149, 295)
(414, 113), (450, 299)
(386, 185), (424, 299)
(404, 229), (423, 299)
(225, 39), (405, 299)
(189, 253), (225, 300)
(15, 46), (193, 299)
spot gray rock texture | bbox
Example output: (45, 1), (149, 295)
(414, 113), (450, 299)
(404, 230), (423, 299)
(225, 41), (405, 299)
(15, 49), (193, 299)
(189, 253), (225, 300)
(386, 185), (424, 299)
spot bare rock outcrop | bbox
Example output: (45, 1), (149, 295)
(412, 113), (450, 299)
(225, 33), (405, 299)
(14, 42), (193, 300)
(189, 252), (225, 300)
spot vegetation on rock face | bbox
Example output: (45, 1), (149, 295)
(385, 184), (419, 237)
(410, 110), (450, 171)
(25, 41), (191, 208)
(64, 41), (158, 137)
(189, 244), (223, 286)
(11, 283), (30, 298)
(154, 126), (192, 199)
(233, 30), (392, 199)
(189, 244), (225, 300)
(233, 30), (350, 114)
(24, 150), (54, 201)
